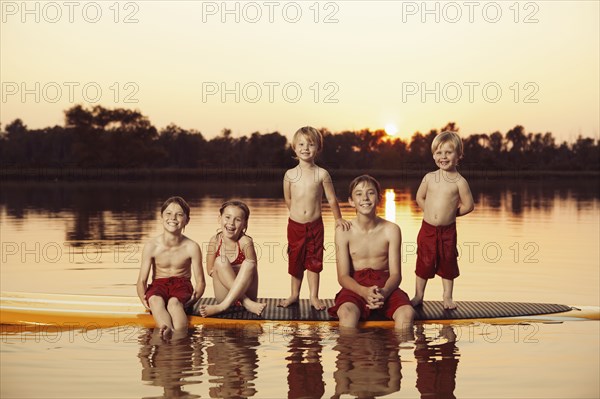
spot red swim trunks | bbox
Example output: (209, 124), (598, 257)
(287, 217), (324, 278)
(415, 220), (459, 280)
(145, 276), (193, 305)
(328, 268), (411, 320)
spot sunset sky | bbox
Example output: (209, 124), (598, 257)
(1, 0), (598, 142)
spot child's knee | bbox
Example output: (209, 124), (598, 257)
(337, 302), (360, 320)
(213, 256), (230, 271)
(167, 297), (183, 311)
(148, 295), (165, 308)
(394, 305), (415, 323)
(241, 259), (257, 269)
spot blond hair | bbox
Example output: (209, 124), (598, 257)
(292, 126), (323, 152)
(431, 131), (463, 157)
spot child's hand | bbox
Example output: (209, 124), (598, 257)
(336, 218), (352, 231)
(140, 297), (150, 311)
(365, 286), (384, 309)
(185, 290), (202, 307)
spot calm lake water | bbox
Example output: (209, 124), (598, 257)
(1, 178), (599, 398)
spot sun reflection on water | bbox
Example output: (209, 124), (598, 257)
(384, 189), (396, 222)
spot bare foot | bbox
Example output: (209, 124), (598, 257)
(199, 304), (226, 317)
(160, 325), (172, 340)
(310, 297), (325, 311)
(278, 296), (299, 308)
(410, 296), (423, 307)
(243, 299), (266, 316)
(443, 298), (457, 310)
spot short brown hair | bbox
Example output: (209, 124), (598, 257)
(161, 196), (190, 219)
(348, 175), (382, 202)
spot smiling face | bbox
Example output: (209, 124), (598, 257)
(219, 205), (247, 240)
(161, 203), (189, 233)
(293, 134), (318, 163)
(433, 141), (460, 172)
(349, 181), (380, 215)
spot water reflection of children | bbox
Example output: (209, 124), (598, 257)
(414, 324), (460, 399)
(137, 328), (204, 399)
(331, 328), (403, 399)
(285, 327), (325, 399)
(206, 325), (261, 398)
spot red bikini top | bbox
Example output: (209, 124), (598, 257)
(215, 237), (246, 265)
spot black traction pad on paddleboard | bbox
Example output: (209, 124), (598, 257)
(192, 298), (572, 321)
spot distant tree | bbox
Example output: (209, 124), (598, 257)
(322, 131), (361, 169)
(408, 130), (437, 167)
(157, 124), (206, 167)
(2, 107), (598, 173)
(65, 105), (159, 167)
(247, 131), (288, 168)
(441, 122), (459, 132)
(5, 119), (28, 136)
(506, 125), (527, 153)
(572, 136), (599, 170)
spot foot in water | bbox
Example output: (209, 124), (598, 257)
(278, 296), (299, 308)
(160, 325), (172, 340)
(310, 297), (325, 311)
(443, 297), (457, 310)
(242, 298), (266, 316)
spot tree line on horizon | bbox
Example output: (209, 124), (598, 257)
(1, 105), (598, 172)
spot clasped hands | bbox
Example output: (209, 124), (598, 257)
(364, 285), (385, 310)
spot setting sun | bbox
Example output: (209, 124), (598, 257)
(385, 123), (398, 136)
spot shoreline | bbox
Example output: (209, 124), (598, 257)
(1, 167), (598, 181)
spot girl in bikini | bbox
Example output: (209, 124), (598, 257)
(198, 200), (266, 317)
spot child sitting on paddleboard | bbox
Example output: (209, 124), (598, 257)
(137, 196), (205, 338)
(411, 131), (474, 310)
(198, 200), (266, 317)
(328, 175), (414, 331)
(279, 126), (351, 311)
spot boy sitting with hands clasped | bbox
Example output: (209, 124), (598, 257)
(328, 175), (415, 331)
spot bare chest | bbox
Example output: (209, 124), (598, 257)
(427, 178), (459, 198)
(153, 246), (191, 269)
(290, 173), (323, 198)
(348, 233), (389, 261)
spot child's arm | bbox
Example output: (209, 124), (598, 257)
(206, 235), (218, 277)
(335, 229), (371, 299)
(241, 236), (258, 263)
(415, 174), (429, 211)
(323, 169), (351, 230)
(378, 224), (402, 304)
(187, 241), (205, 306)
(240, 236), (258, 268)
(136, 242), (153, 310)
(283, 170), (292, 211)
(456, 177), (474, 216)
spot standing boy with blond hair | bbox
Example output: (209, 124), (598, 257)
(279, 126), (351, 310)
(411, 131), (474, 310)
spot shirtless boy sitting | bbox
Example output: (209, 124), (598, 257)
(328, 175), (414, 331)
(137, 196), (205, 338)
